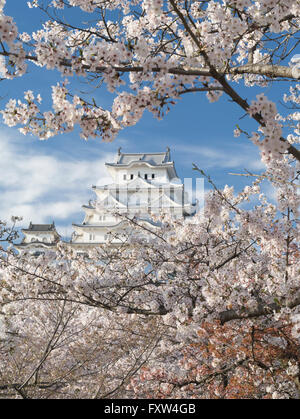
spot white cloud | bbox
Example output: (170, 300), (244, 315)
(174, 143), (265, 171)
(0, 129), (114, 235)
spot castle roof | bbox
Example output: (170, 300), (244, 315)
(22, 222), (59, 234)
(106, 147), (172, 168)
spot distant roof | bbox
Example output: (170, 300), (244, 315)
(22, 222), (58, 233)
(106, 147), (172, 167)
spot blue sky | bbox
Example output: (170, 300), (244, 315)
(0, 1), (285, 240)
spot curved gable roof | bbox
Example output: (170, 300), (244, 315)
(106, 148), (172, 167)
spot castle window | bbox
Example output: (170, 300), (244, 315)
(144, 174), (148, 180)
(123, 174), (126, 180)
(152, 174), (155, 179)
(130, 174), (134, 180)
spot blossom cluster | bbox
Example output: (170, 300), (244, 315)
(1, 83), (120, 140)
(0, 14), (17, 45)
(248, 94), (288, 163)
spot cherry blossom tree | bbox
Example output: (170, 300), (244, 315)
(1, 155), (299, 399)
(1, 231), (165, 399)
(0, 0), (299, 163)
(0, 298), (165, 398)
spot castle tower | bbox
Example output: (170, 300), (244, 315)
(15, 222), (60, 256)
(70, 148), (195, 252)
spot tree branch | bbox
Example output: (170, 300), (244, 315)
(219, 296), (300, 325)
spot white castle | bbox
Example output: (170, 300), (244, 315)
(16, 148), (196, 255)
(15, 222), (60, 255)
